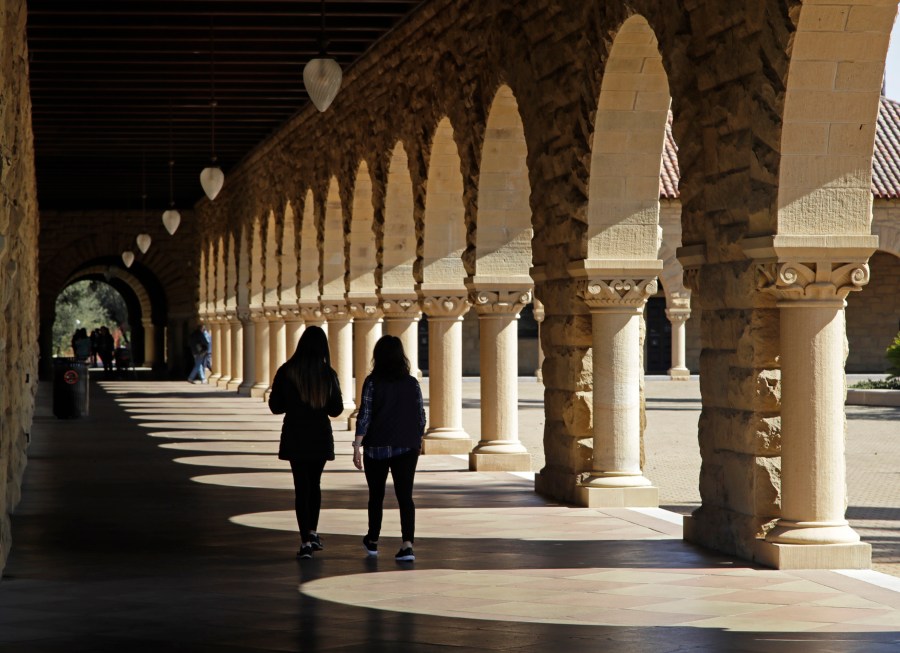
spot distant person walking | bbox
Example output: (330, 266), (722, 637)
(96, 326), (115, 373)
(353, 335), (426, 562)
(268, 326), (343, 559)
(187, 325), (209, 384)
(72, 328), (91, 362)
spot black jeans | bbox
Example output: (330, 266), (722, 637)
(289, 459), (327, 543)
(364, 451), (419, 543)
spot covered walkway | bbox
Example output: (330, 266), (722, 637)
(1, 379), (899, 651)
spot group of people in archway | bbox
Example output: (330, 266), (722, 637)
(71, 324), (129, 373)
(268, 327), (425, 563)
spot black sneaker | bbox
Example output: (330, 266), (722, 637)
(309, 533), (324, 551)
(297, 544), (313, 559)
(362, 535), (378, 556)
(395, 547), (415, 562)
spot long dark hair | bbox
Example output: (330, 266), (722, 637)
(284, 325), (333, 409)
(371, 335), (410, 381)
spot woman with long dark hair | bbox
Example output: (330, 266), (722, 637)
(268, 325), (343, 559)
(353, 335), (426, 561)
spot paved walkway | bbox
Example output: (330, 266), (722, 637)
(0, 377), (898, 651)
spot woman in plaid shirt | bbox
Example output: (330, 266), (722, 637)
(353, 335), (426, 561)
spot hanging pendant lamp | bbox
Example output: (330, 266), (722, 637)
(303, 0), (342, 112)
(200, 25), (225, 200)
(163, 157), (181, 235)
(136, 154), (152, 253)
(122, 251), (135, 268)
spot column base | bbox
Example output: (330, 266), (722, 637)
(753, 540), (871, 570)
(227, 378), (243, 392)
(575, 485), (659, 508)
(216, 376), (231, 389)
(668, 367), (690, 380)
(347, 408), (360, 432)
(421, 432), (473, 455)
(237, 383), (253, 397)
(249, 383), (269, 398)
(469, 451), (531, 472)
(208, 373), (223, 385)
(263, 387), (272, 402)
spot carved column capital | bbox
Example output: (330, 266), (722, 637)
(757, 260), (870, 306)
(470, 288), (532, 317)
(236, 308), (252, 324)
(665, 308), (691, 325)
(580, 278), (658, 312)
(298, 304), (324, 322)
(249, 308), (268, 323)
(264, 307), (284, 320)
(348, 299), (383, 321)
(321, 301), (350, 321)
(381, 296), (422, 320)
(421, 294), (471, 319)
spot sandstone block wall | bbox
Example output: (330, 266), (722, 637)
(846, 251), (900, 372)
(0, 0), (40, 575)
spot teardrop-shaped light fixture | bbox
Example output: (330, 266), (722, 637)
(200, 165), (225, 200)
(303, 57), (342, 112)
(136, 233), (152, 253)
(122, 251), (135, 268)
(162, 209), (181, 235)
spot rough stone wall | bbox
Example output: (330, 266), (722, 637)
(846, 251), (900, 372)
(0, 0), (40, 574)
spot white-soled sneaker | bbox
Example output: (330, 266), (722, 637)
(395, 547), (415, 562)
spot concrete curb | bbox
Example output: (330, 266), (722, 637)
(846, 389), (900, 407)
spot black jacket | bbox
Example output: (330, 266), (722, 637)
(268, 365), (343, 461)
(358, 375), (426, 451)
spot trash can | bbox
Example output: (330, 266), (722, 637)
(53, 358), (89, 418)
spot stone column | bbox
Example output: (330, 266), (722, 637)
(322, 301), (355, 415)
(348, 299), (383, 428)
(756, 258), (873, 569)
(381, 295), (422, 379)
(227, 313), (244, 392)
(577, 278), (658, 507)
(468, 287), (533, 472)
(284, 309), (305, 358)
(265, 309), (286, 399)
(207, 319), (224, 384)
(533, 298), (545, 382)
(217, 317), (233, 388)
(238, 308), (256, 397)
(250, 311), (270, 398)
(141, 318), (156, 368)
(420, 294), (472, 455)
(665, 305), (691, 380)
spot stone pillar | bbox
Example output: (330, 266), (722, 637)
(420, 294), (472, 455)
(577, 278), (659, 507)
(468, 288), (533, 472)
(249, 312), (271, 398)
(238, 309), (256, 396)
(265, 309), (286, 398)
(755, 257), (873, 569)
(284, 309), (305, 359)
(381, 295), (422, 379)
(322, 302), (355, 415)
(227, 314), (244, 392)
(348, 299), (383, 428)
(533, 298), (545, 382)
(141, 318), (156, 367)
(217, 317), (233, 388)
(207, 319), (224, 385)
(665, 306), (691, 380)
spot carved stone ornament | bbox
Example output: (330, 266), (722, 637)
(348, 301), (383, 321)
(471, 288), (533, 316)
(298, 305), (324, 322)
(581, 278), (658, 310)
(236, 308), (252, 323)
(665, 308), (691, 325)
(420, 295), (471, 318)
(381, 297), (422, 319)
(757, 261), (870, 303)
(321, 302), (350, 320)
(249, 308), (268, 322)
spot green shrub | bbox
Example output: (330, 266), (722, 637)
(887, 332), (900, 379)
(850, 377), (900, 390)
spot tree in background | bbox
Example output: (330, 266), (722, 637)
(53, 280), (129, 356)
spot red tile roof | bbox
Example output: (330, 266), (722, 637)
(659, 96), (900, 200)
